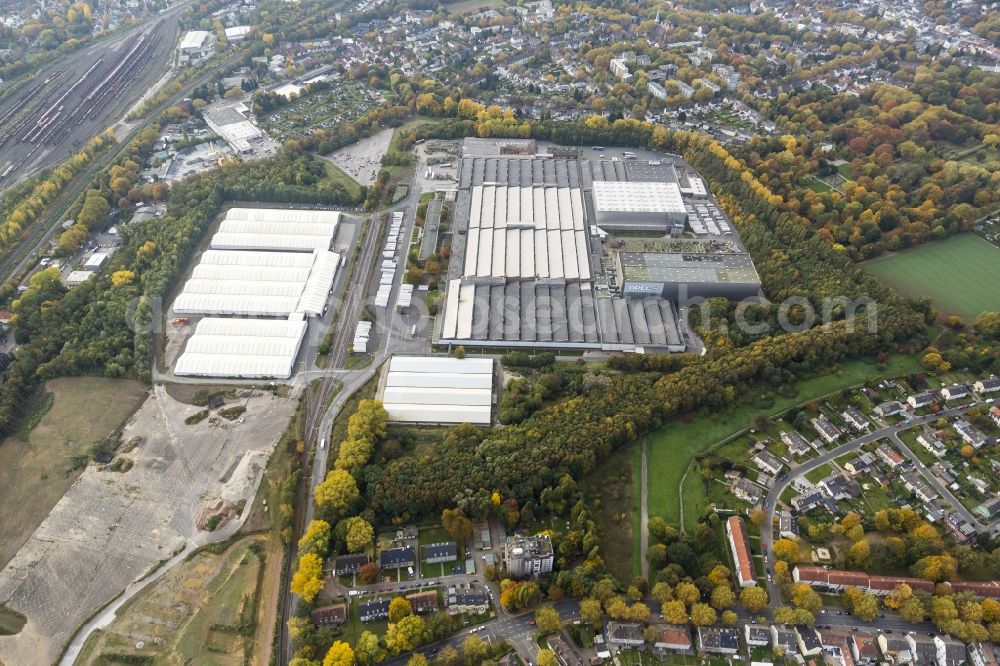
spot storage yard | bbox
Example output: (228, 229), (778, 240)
(436, 140), (761, 352)
(378, 356), (494, 424)
(171, 207), (344, 380)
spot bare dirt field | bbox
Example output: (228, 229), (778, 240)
(323, 127), (394, 186)
(0, 385), (295, 666)
(74, 534), (270, 666)
(0, 377), (147, 570)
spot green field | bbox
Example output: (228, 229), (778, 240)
(864, 234), (1000, 318)
(646, 355), (922, 533)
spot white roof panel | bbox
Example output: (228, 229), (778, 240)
(383, 386), (492, 406)
(382, 404), (491, 425)
(174, 317), (306, 379)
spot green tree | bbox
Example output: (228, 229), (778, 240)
(356, 630), (382, 665)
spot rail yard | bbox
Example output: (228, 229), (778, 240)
(0, 13), (178, 189)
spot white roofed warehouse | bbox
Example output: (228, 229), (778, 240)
(174, 317), (308, 379)
(379, 356), (494, 425)
(168, 206), (346, 380)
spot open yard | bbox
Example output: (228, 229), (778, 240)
(864, 234), (1000, 318)
(0, 377), (147, 569)
(74, 535), (269, 666)
(647, 355), (922, 533)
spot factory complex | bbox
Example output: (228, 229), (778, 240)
(436, 140), (761, 352)
(172, 207), (343, 379)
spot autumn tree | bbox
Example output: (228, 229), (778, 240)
(792, 584), (823, 613)
(535, 606), (561, 634)
(389, 597), (413, 623)
(661, 600), (688, 624)
(773, 538), (801, 563)
(344, 516), (374, 553)
(461, 635), (489, 665)
(580, 598), (603, 625)
(690, 603), (718, 626)
(315, 469), (360, 522)
(299, 519), (332, 556)
(441, 507), (473, 544)
(740, 586), (769, 612)
(536, 650), (558, 666)
(386, 614), (427, 654)
(291, 553), (325, 603)
(323, 641), (355, 666)
(710, 586), (735, 610)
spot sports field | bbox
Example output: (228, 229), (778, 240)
(864, 234), (1000, 318)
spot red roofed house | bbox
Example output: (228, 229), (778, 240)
(726, 516), (756, 588)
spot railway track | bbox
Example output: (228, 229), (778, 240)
(0, 52), (240, 289)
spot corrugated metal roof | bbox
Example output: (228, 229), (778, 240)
(381, 356), (493, 424)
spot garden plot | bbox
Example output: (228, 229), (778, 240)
(0, 386), (295, 666)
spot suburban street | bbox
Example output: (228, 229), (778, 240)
(761, 400), (985, 607)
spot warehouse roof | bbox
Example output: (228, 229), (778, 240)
(618, 252), (760, 285)
(592, 181), (685, 214)
(179, 30), (212, 50)
(174, 317), (307, 379)
(173, 250), (339, 317)
(380, 356), (493, 424)
(462, 185), (590, 281)
(210, 207), (340, 252)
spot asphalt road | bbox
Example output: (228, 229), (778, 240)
(761, 400), (984, 606)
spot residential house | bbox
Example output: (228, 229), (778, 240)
(778, 511), (798, 538)
(610, 58), (631, 80)
(670, 79), (694, 99)
(875, 401), (905, 418)
(732, 477), (765, 505)
(878, 634), (915, 664)
(771, 624), (799, 655)
(849, 634), (880, 664)
(819, 473), (861, 501)
(781, 430), (812, 457)
(359, 598), (390, 622)
(954, 419), (989, 449)
(934, 635), (967, 666)
(504, 534), (554, 577)
(745, 623), (771, 647)
(796, 625), (824, 657)
(406, 590), (440, 614)
(917, 433), (947, 459)
(845, 452), (876, 476)
(940, 383), (970, 401)
(907, 392), (936, 409)
(842, 406), (869, 431)
(811, 415), (843, 444)
(975, 497), (1000, 522)
(379, 546), (416, 569)
(334, 552), (370, 576)
(793, 566), (936, 596)
(968, 642), (1000, 666)
(424, 542), (458, 564)
(311, 603), (347, 626)
(973, 376), (1000, 394)
(991, 406), (1000, 428)
(791, 490), (827, 513)
(876, 442), (905, 468)
(605, 621), (645, 648)
(446, 585), (489, 615)
(652, 624), (694, 655)
(697, 626), (740, 654)
(648, 81), (668, 100)
(726, 516), (757, 588)
(900, 471), (937, 504)
(752, 450), (785, 475)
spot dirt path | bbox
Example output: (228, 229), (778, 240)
(253, 535), (283, 666)
(640, 437), (649, 578)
